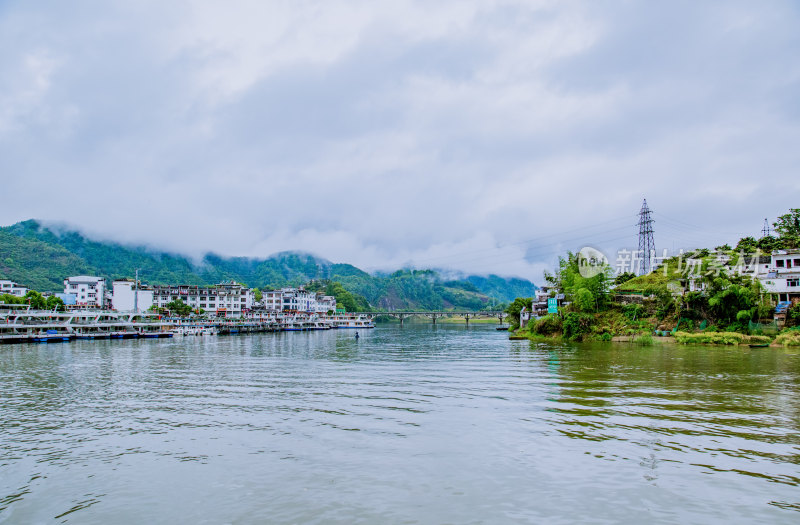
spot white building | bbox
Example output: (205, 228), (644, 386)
(63, 276), (106, 308)
(151, 281), (254, 317)
(112, 279), (154, 312)
(262, 287), (337, 313)
(759, 250), (800, 304)
(0, 280), (28, 297)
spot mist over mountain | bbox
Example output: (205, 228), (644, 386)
(0, 220), (536, 310)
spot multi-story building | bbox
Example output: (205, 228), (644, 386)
(262, 287), (337, 313)
(112, 279), (154, 312)
(151, 281), (254, 317)
(0, 280), (28, 297)
(63, 276), (106, 308)
(760, 250), (800, 304)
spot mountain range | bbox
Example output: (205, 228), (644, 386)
(0, 220), (536, 310)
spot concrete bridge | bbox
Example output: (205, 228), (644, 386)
(355, 311), (507, 325)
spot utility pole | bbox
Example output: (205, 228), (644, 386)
(134, 268), (140, 313)
(637, 199), (656, 275)
(761, 218), (771, 238)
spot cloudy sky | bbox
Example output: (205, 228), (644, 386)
(1, 1), (798, 281)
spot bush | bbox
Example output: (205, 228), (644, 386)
(599, 332), (612, 341)
(562, 312), (594, 341)
(742, 335), (772, 345)
(674, 331), (744, 345)
(775, 331), (800, 347)
(531, 314), (562, 336)
(622, 304), (644, 321)
(633, 334), (654, 346)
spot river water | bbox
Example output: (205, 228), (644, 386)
(1, 324), (799, 524)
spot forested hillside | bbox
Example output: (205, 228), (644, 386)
(0, 220), (536, 310)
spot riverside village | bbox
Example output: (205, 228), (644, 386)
(0, 277), (373, 343)
(2, 205), (800, 347)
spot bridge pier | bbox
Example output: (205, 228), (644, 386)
(431, 314), (437, 325)
(464, 313), (470, 326)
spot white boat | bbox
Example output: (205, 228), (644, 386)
(329, 314), (375, 329)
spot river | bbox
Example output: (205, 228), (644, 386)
(1, 324), (799, 523)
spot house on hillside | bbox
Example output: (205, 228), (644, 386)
(759, 250), (800, 305)
(0, 280), (28, 298)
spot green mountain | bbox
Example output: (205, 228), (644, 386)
(0, 219), (536, 310)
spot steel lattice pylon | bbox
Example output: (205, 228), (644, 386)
(761, 218), (771, 238)
(637, 199), (656, 275)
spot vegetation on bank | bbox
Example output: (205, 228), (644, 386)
(1, 291), (65, 311)
(508, 207), (800, 346)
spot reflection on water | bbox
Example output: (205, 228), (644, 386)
(1, 325), (799, 523)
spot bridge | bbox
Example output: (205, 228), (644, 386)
(354, 311), (507, 325)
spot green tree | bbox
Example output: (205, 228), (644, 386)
(254, 289), (263, 302)
(756, 235), (784, 253)
(0, 293), (24, 305)
(545, 252), (612, 313)
(735, 236), (758, 253)
(614, 272), (636, 286)
(505, 297), (533, 327)
(165, 299), (193, 317)
(24, 290), (47, 309)
(707, 277), (757, 325)
(45, 295), (66, 312)
(774, 208), (800, 248)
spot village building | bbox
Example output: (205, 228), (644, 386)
(0, 279), (28, 298)
(262, 287), (337, 313)
(63, 276), (106, 308)
(112, 279), (154, 312)
(760, 249), (800, 305)
(150, 281), (254, 317)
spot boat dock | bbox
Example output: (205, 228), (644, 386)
(1, 305), (375, 345)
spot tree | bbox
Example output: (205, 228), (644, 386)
(735, 236), (758, 254)
(254, 289), (263, 302)
(707, 277), (757, 325)
(165, 299), (193, 317)
(545, 252), (612, 313)
(45, 295), (66, 312)
(24, 290), (47, 309)
(505, 297), (533, 327)
(756, 235), (784, 253)
(774, 208), (800, 248)
(614, 272), (636, 286)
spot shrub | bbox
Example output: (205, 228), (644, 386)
(674, 331), (744, 345)
(633, 334), (654, 346)
(599, 332), (612, 342)
(775, 331), (800, 347)
(531, 314), (562, 336)
(742, 335), (772, 345)
(622, 304), (644, 321)
(562, 312), (594, 341)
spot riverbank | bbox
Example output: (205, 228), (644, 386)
(510, 324), (800, 347)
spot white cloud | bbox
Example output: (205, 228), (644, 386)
(0, 0), (799, 283)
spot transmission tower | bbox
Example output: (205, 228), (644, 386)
(637, 199), (656, 275)
(761, 218), (771, 238)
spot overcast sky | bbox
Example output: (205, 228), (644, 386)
(1, 1), (798, 281)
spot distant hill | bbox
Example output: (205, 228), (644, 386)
(0, 219), (536, 310)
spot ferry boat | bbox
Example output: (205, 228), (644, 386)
(329, 314), (375, 329)
(0, 305), (173, 344)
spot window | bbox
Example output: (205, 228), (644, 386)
(788, 279), (799, 288)
(795, 259), (800, 266)
(777, 260), (785, 267)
